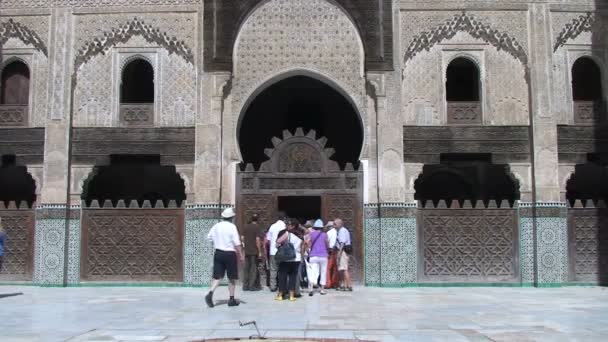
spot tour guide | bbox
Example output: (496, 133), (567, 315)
(205, 207), (245, 308)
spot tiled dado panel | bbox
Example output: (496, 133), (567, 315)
(364, 204), (417, 286)
(33, 206), (80, 286)
(183, 206), (223, 286)
(519, 204), (569, 286)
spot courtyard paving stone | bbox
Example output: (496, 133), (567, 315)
(0, 286), (607, 341)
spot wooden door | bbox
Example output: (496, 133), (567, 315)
(323, 193), (362, 281)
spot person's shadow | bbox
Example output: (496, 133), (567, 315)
(212, 299), (246, 306)
(0, 292), (23, 299)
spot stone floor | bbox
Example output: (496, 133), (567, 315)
(0, 286), (607, 342)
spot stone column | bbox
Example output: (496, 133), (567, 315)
(34, 9), (75, 286)
(185, 72), (231, 286)
(365, 72), (416, 286)
(525, 4), (569, 286)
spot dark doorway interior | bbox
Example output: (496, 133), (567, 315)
(0, 155), (36, 206)
(120, 59), (154, 104)
(446, 57), (480, 102)
(414, 153), (520, 206)
(278, 196), (321, 224)
(1, 60), (30, 105)
(238, 75), (363, 168)
(82, 154), (186, 206)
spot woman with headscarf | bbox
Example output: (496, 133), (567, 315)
(305, 219), (329, 296)
(275, 218), (304, 301)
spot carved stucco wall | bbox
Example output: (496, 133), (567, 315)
(72, 13), (197, 127)
(1, 0), (201, 9)
(1, 16), (51, 127)
(551, 11), (608, 125)
(230, 0), (366, 159)
(400, 11), (530, 126)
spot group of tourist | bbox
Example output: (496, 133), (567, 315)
(204, 208), (352, 308)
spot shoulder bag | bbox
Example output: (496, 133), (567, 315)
(275, 233), (296, 263)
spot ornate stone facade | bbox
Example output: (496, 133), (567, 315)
(0, 0), (606, 287)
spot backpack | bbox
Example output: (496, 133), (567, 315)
(275, 233), (296, 263)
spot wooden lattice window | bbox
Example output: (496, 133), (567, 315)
(446, 57), (482, 124)
(1, 60), (30, 105)
(120, 58), (154, 126)
(572, 57), (605, 124)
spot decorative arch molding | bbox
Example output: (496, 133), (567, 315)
(553, 12), (604, 52)
(235, 68), (366, 129)
(120, 54), (155, 73)
(0, 56), (30, 74)
(74, 17), (194, 71)
(0, 19), (48, 56)
(402, 12), (528, 77)
(203, 0), (393, 71)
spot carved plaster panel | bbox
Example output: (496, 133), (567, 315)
(551, 11), (607, 125)
(74, 29), (196, 127)
(403, 31), (529, 126)
(1, 50), (49, 128)
(232, 0), (366, 130)
(401, 11), (529, 75)
(2, 0), (201, 9)
(552, 12), (606, 52)
(0, 17), (50, 53)
(73, 13), (196, 69)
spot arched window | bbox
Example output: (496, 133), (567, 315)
(446, 57), (482, 124)
(119, 58), (154, 126)
(572, 57), (603, 101)
(120, 58), (154, 104)
(572, 57), (604, 123)
(1, 60), (30, 105)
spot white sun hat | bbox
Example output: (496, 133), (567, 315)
(313, 219), (324, 228)
(221, 207), (236, 219)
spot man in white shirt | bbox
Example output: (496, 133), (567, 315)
(335, 218), (353, 291)
(265, 211), (286, 292)
(205, 207), (244, 308)
(325, 221), (339, 289)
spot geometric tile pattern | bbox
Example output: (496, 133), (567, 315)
(519, 203), (569, 286)
(380, 217), (417, 285)
(33, 216), (66, 286)
(364, 204), (417, 286)
(184, 206), (221, 286)
(66, 209), (81, 285)
(364, 211), (380, 286)
(519, 217), (535, 285)
(536, 217), (568, 285)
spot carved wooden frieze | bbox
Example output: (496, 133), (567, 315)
(573, 101), (606, 125)
(568, 208), (608, 284)
(0, 105), (28, 127)
(0, 209), (35, 281)
(557, 125), (608, 164)
(403, 126), (531, 164)
(71, 127), (195, 165)
(419, 208), (519, 282)
(119, 104), (154, 127)
(81, 209), (184, 282)
(447, 102), (482, 125)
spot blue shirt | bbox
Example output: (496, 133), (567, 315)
(0, 231), (6, 256)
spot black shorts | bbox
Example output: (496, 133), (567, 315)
(213, 249), (238, 280)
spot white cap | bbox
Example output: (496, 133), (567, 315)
(313, 219), (324, 228)
(221, 207), (236, 219)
